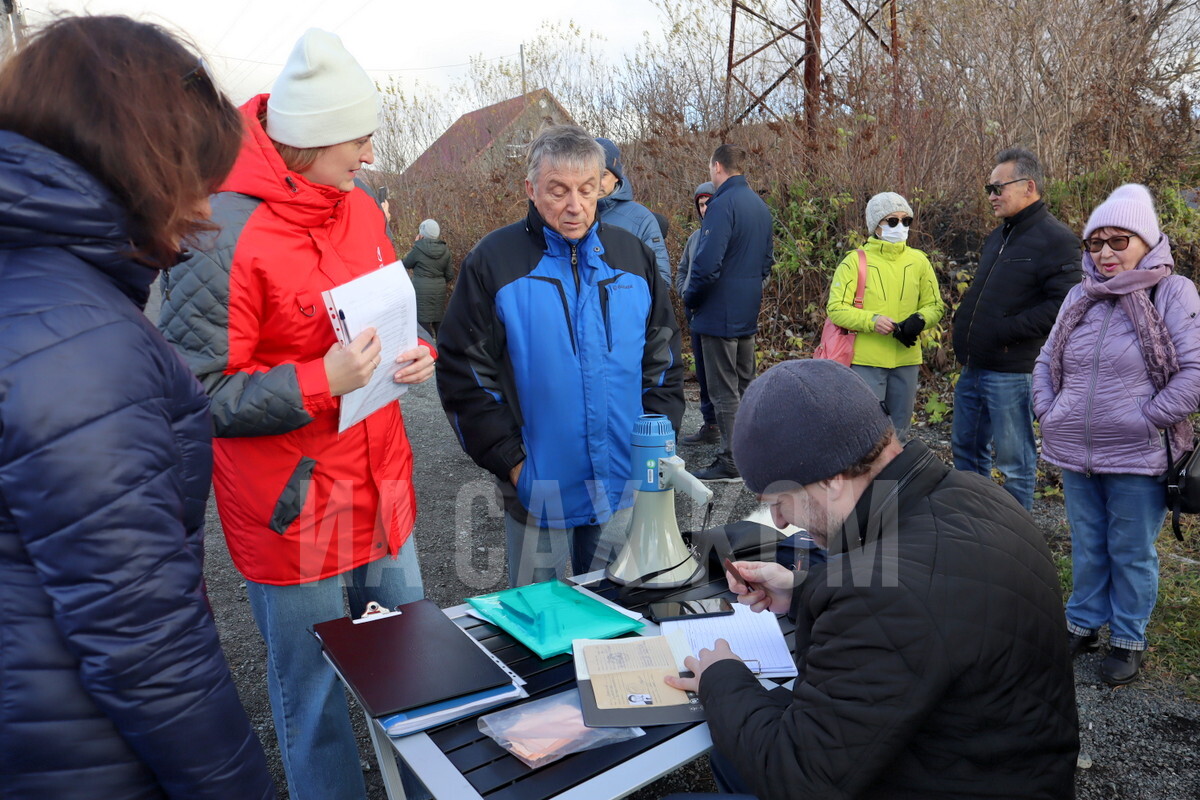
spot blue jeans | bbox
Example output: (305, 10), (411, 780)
(246, 541), (425, 800)
(504, 507), (632, 586)
(1062, 471), (1166, 650)
(851, 364), (919, 442)
(951, 366), (1037, 510)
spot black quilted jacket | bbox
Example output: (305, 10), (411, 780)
(700, 441), (1078, 799)
(0, 131), (274, 799)
(952, 201), (1082, 372)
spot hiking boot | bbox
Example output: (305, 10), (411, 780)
(1068, 631), (1100, 659)
(1100, 647), (1144, 686)
(691, 458), (742, 483)
(682, 422), (720, 445)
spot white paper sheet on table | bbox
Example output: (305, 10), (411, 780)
(660, 603), (797, 678)
(321, 261), (417, 433)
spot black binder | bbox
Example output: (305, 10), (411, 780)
(312, 599), (511, 718)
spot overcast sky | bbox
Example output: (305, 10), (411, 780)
(22, 0), (669, 103)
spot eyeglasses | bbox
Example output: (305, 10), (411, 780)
(883, 216), (913, 228)
(984, 178), (1027, 196)
(1082, 235), (1133, 253)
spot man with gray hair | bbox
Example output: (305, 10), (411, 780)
(665, 359), (1078, 799)
(951, 147), (1080, 509)
(436, 124), (683, 586)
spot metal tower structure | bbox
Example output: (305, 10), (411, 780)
(725, 0), (903, 134)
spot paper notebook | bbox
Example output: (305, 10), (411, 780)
(659, 603), (797, 678)
(311, 599), (512, 718)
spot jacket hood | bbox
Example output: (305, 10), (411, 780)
(0, 130), (155, 307)
(597, 173), (635, 211)
(222, 95), (350, 228)
(414, 237), (448, 258)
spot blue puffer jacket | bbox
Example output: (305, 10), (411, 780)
(437, 203), (683, 528)
(683, 174), (775, 337)
(597, 175), (671, 286)
(0, 131), (274, 799)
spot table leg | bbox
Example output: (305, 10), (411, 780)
(365, 711), (408, 799)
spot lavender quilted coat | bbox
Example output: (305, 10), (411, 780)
(1033, 263), (1200, 476)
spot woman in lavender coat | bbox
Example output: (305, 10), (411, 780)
(1033, 184), (1200, 686)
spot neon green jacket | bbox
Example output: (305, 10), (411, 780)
(826, 238), (944, 368)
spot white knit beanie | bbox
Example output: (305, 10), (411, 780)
(865, 192), (913, 234)
(418, 219), (440, 239)
(267, 29), (379, 148)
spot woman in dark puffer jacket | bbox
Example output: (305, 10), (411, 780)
(1034, 184), (1200, 686)
(0, 17), (274, 799)
(403, 218), (454, 338)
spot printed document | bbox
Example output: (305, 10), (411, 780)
(321, 261), (417, 433)
(660, 603), (797, 678)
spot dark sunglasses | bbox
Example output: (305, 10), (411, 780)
(1083, 235), (1133, 253)
(984, 178), (1027, 196)
(182, 59), (217, 100)
(883, 216), (913, 228)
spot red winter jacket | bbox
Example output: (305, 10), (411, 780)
(160, 95), (428, 585)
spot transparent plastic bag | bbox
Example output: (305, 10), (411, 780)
(477, 688), (644, 769)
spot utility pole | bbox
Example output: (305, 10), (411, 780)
(519, 43), (527, 97)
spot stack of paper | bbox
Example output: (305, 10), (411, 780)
(659, 603), (797, 678)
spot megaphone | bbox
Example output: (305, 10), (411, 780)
(607, 415), (713, 588)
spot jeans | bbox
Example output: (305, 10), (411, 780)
(851, 364), (920, 442)
(951, 365), (1037, 510)
(1062, 470), (1166, 650)
(504, 506), (633, 586)
(246, 540), (426, 800)
(700, 334), (756, 468)
(692, 331), (715, 424)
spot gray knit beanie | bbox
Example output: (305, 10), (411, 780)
(693, 181), (715, 215)
(418, 218), (440, 239)
(865, 192), (912, 234)
(733, 359), (893, 493)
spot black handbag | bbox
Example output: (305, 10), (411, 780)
(1164, 435), (1200, 541)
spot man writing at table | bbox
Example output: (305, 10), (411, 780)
(665, 359), (1078, 800)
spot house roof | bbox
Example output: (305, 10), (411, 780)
(402, 88), (572, 181)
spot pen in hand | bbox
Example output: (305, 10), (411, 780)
(723, 557), (760, 595)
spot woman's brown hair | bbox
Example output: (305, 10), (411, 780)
(0, 15), (244, 267)
(256, 106), (326, 173)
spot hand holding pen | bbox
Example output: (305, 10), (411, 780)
(723, 558), (794, 615)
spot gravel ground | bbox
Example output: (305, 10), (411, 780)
(167, 267), (1196, 800)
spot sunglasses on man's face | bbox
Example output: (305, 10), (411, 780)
(883, 216), (913, 228)
(1083, 235), (1132, 253)
(984, 178), (1027, 196)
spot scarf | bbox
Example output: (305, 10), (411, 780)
(1046, 233), (1190, 453)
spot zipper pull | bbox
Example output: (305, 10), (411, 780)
(570, 243), (578, 267)
(285, 176), (299, 194)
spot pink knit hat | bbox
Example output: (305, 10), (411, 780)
(1083, 183), (1161, 247)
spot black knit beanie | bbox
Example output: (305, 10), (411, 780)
(733, 359), (893, 493)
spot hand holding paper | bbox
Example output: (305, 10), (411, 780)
(393, 344), (434, 385)
(664, 638), (741, 694)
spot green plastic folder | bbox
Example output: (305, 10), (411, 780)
(467, 580), (644, 659)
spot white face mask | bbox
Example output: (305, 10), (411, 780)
(879, 223), (909, 244)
